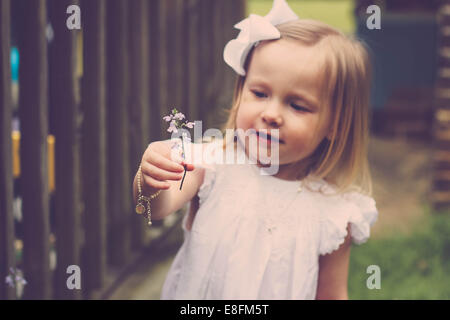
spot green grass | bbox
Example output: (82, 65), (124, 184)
(348, 209), (450, 299)
(247, 0), (356, 34)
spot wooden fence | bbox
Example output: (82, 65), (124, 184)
(0, 0), (245, 300)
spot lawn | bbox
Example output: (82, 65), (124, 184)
(247, 0), (356, 34)
(348, 208), (450, 299)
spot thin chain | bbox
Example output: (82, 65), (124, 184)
(136, 164), (162, 225)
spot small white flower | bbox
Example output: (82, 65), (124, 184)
(173, 112), (185, 121)
(167, 125), (178, 133)
(163, 108), (196, 191)
(5, 275), (14, 287)
(185, 122), (195, 129)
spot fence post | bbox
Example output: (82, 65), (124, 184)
(221, 0), (246, 119)
(185, 0), (201, 125)
(148, 0), (162, 141)
(106, 0), (132, 266)
(0, 0), (16, 301)
(48, 0), (82, 300)
(166, 0), (185, 112)
(129, 0), (150, 248)
(19, 0), (51, 299)
(157, 0), (169, 138)
(80, 0), (108, 297)
(198, 0), (213, 127)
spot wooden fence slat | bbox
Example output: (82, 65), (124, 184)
(0, 0), (249, 301)
(210, 0), (227, 129)
(186, 0), (201, 125)
(180, 0), (190, 123)
(80, 0), (107, 296)
(158, 0), (169, 138)
(49, 0), (82, 300)
(198, 0), (213, 127)
(166, 0), (184, 111)
(148, 0), (162, 140)
(107, 0), (131, 266)
(19, 0), (51, 299)
(129, 0), (150, 249)
(0, 0), (16, 301)
(222, 0), (246, 114)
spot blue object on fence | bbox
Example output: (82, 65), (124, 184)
(11, 47), (19, 83)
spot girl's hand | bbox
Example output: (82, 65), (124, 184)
(140, 140), (195, 195)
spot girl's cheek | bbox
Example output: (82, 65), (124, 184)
(241, 92), (253, 104)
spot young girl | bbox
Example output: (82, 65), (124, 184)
(133, 0), (378, 300)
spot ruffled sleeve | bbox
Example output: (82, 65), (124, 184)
(318, 191), (378, 256)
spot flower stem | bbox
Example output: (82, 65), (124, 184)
(179, 165), (187, 190)
(179, 137), (187, 190)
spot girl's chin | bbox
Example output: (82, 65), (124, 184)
(246, 146), (282, 166)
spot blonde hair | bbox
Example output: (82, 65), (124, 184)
(219, 19), (373, 197)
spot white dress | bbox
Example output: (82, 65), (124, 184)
(161, 139), (378, 300)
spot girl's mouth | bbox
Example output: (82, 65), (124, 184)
(256, 131), (283, 145)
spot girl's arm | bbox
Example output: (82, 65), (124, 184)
(315, 224), (352, 300)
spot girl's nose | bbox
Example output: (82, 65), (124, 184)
(261, 101), (283, 127)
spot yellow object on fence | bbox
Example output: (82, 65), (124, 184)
(12, 131), (55, 193)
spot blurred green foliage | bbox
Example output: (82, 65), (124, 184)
(349, 210), (450, 299)
(247, 0), (356, 34)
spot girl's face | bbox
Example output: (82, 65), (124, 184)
(236, 39), (331, 179)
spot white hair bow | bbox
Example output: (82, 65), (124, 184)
(223, 0), (299, 76)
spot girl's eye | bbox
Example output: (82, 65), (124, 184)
(291, 103), (309, 112)
(252, 90), (267, 98)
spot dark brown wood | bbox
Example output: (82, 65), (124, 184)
(437, 76), (450, 89)
(80, 0), (107, 297)
(166, 0), (184, 110)
(158, 0), (169, 138)
(177, 0), (188, 116)
(129, 0), (150, 249)
(19, 0), (51, 299)
(106, 0), (132, 266)
(182, 0), (192, 122)
(1, 0), (247, 300)
(209, 0), (228, 129)
(433, 0), (450, 210)
(148, 0), (162, 140)
(48, 0), (82, 300)
(199, 0), (214, 127)
(0, 0), (16, 301)
(186, 0), (200, 123)
(222, 0), (238, 109)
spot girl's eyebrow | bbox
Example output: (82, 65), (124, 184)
(247, 77), (270, 88)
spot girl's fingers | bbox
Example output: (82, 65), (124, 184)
(142, 175), (170, 190)
(147, 150), (185, 173)
(181, 162), (195, 171)
(142, 162), (184, 181)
